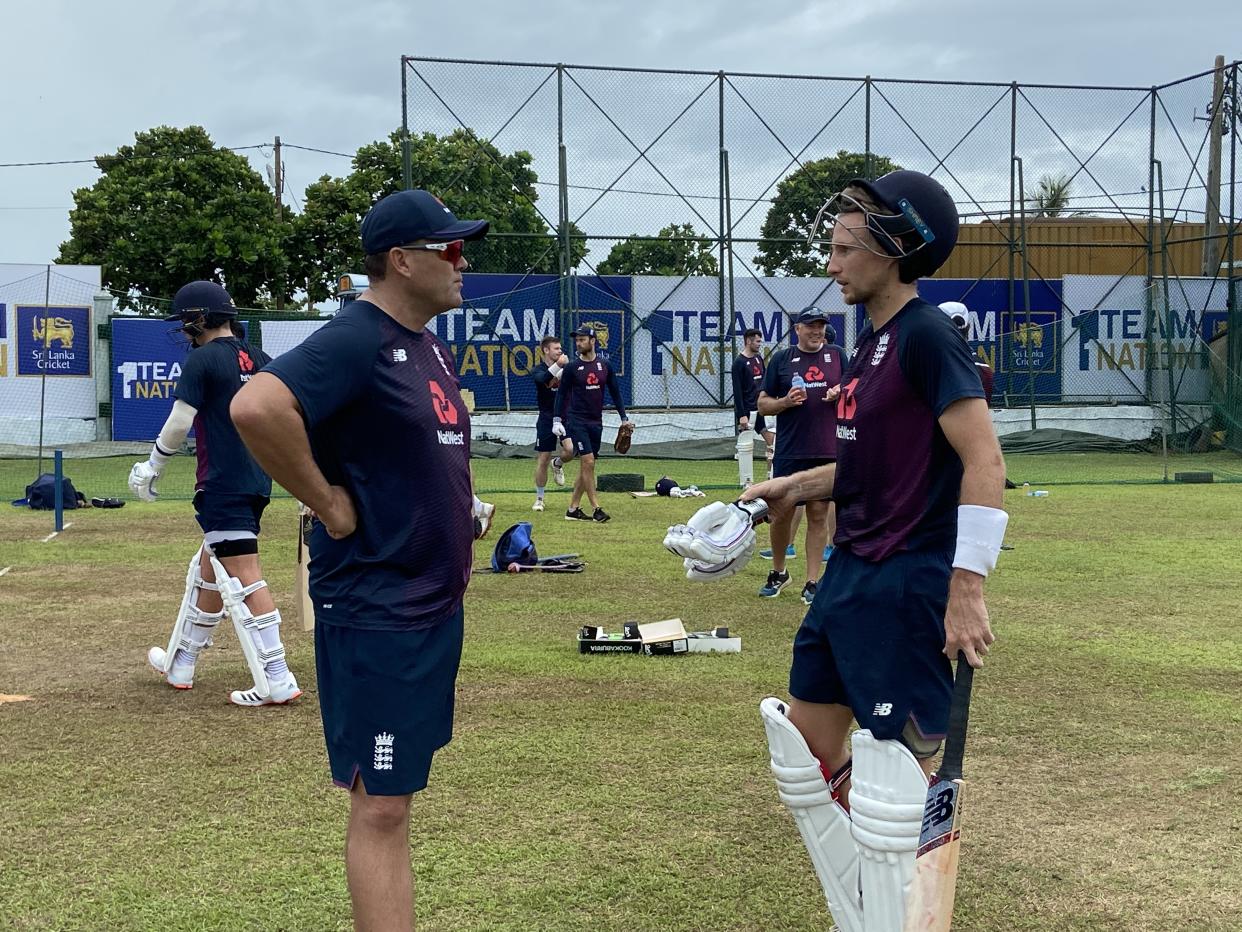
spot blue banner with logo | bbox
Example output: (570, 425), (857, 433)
(425, 273), (632, 409)
(16, 305), (91, 376)
(850, 279), (1063, 402)
(112, 318), (189, 441)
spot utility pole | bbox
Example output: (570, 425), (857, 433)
(274, 135), (285, 309)
(1204, 56), (1225, 276)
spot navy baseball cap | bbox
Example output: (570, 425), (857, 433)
(570, 326), (596, 338)
(795, 306), (829, 324)
(360, 189), (489, 254)
(166, 281), (236, 321)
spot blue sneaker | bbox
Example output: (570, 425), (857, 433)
(759, 570), (791, 598)
(759, 545), (797, 560)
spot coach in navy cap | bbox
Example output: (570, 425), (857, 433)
(361, 189), (489, 254)
(231, 185), (492, 929)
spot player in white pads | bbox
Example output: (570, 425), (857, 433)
(668, 171), (1007, 932)
(129, 281), (301, 707)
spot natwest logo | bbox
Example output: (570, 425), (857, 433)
(428, 380), (458, 426)
(238, 349), (254, 372)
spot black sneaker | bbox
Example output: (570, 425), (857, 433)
(565, 507), (591, 521)
(759, 569), (791, 598)
(800, 581), (817, 605)
(591, 507), (611, 523)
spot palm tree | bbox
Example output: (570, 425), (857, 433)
(1025, 173), (1075, 217)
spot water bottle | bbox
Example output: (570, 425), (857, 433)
(1032, 490), (1050, 497)
(1022, 482), (1031, 496)
(791, 372), (806, 394)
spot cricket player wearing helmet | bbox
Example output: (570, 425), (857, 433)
(231, 188), (487, 931)
(130, 280), (301, 707)
(744, 171), (1008, 932)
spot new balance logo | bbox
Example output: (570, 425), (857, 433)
(374, 732), (395, 771)
(393, 348), (407, 362)
(872, 702), (893, 716)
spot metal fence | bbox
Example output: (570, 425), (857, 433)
(401, 56), (1241, 445)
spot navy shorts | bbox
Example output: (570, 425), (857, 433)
(772, 456), (834, 505)
(193, 492), (268, 535)
(789, 547), (954, 747)
(568, 421), (603, 457)
(535, 412), (558, 453)
(315, 605), (465, 796)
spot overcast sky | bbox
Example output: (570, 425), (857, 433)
(2, 0), (1238, 279)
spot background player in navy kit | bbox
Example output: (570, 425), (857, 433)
(129, 280), (300, 707)
(940, 300), (995, 405)
(746, 171), (1008, 932)
(732, 327), (775, 488)
(231, 189), (487, 932)
(552, 326), (632, 522)
(531, 336), (570, 511)
(756, 307), (847, 604)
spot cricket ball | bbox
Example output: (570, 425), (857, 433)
(507, 562), (521, 574)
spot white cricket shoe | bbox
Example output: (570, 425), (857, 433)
(531, 499), (545, 512)
(552, 458), (566, 487)
(147, 646), (194, 689)
(230, 674), (302, 707)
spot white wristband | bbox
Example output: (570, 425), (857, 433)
(952, 505), (1009, 577)
(548, 362), (564, 380)
(148, 444), (174, 472)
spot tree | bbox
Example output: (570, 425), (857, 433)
(755, 151), (902, 277)
(290, 129), (588, 303)
(1025, 173), (1075, 217)
(596, 223), (719, 276)
(58, 126), (288, 310)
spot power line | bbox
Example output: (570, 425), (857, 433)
(0, 144), (268, 169)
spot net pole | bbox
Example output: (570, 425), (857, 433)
(35, 264), (52, 477)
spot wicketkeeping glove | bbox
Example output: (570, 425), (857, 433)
(552, 417), (566, 439)
(614, 421), (635, 455)
(663, 498), (769, 581)
(128, 460), (162, 502)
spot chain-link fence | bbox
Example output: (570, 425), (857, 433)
(399, 58), (1241, 431)
(2, 60), (1240, 506)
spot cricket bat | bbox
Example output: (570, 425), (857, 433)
(902, 652), (975, 932)
(296, 503), (315, 632)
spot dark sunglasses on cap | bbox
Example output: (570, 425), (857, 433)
(399, 239), (465, 264)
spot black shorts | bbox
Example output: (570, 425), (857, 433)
(534, 412), (558, 453)
(193, 492), (268, 535)
(315, 605), (465, 796)
(789, 547), (954, 746)
(568, 421), (603, 457)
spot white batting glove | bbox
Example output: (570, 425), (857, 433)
(663, 499), (769, 581)
(551, 417), (566, 438)
(128, 460), (161, 502)
(472, 496), (495, 540)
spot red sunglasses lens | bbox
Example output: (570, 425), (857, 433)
(439, 240), (464, 263)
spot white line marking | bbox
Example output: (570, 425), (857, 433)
(39, 521), (72, 543)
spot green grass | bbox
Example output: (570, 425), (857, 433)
(4, 449), (1242, 503)
(1, 459), (1240, 930)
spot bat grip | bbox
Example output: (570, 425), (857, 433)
(938, 652), (974, 782)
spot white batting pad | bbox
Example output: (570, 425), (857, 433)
(849, 730), (928, 932)
(760, 698), (863, 932)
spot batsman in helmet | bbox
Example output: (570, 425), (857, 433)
(129, 280), (301, 707)
(668, 170), (1009, 932)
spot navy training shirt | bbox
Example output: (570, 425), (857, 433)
(832, 298), (985, 561)
(732, 352), (765, 421)
(531, 361), (560, 414)
(761, 342), (848, 460)
(262, 300), (474, 630)
(174, 336), (273, 498)
(555, 355), (626, 425)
